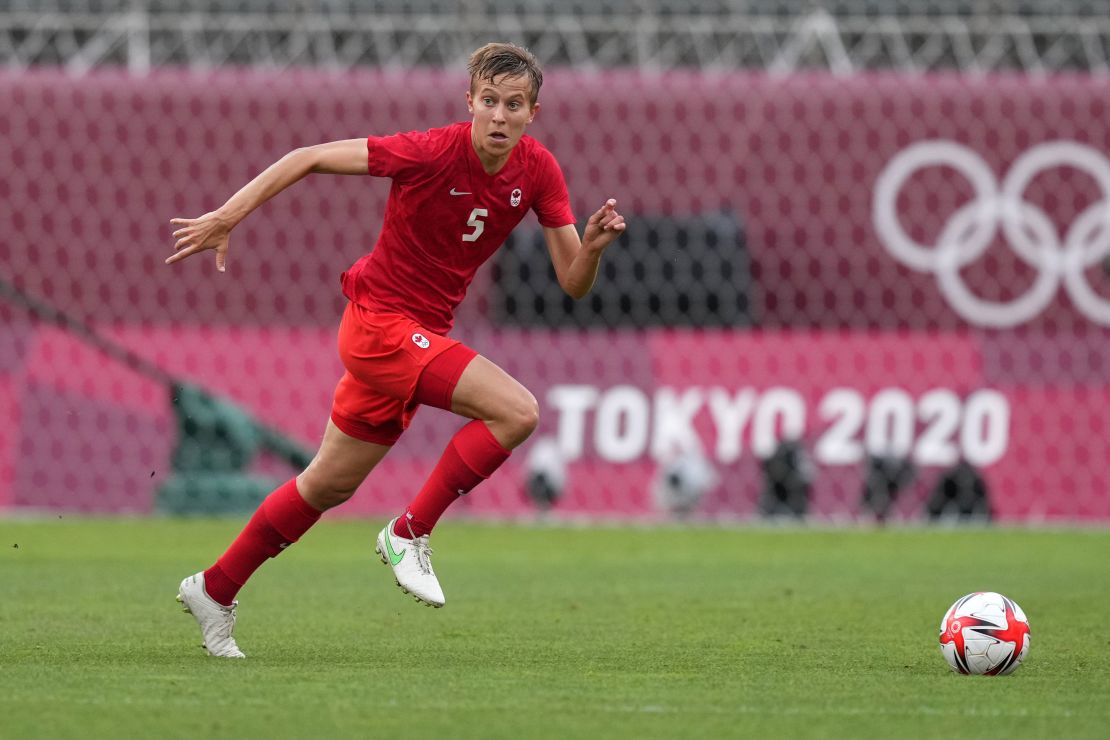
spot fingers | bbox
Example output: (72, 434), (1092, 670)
(581, 198), (627, 253)
(163, 250), (187, 265)
(164, 241), (228, 271)
(588, 198), (616, 222)
(168, 218), (195, 260)
(166, 224), (198, 264)
(589, 198), (626, 231)
(166, 215), (228, 271)
(605, 215), (626, 232)
(164, 243), (200, 265)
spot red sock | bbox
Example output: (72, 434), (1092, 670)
(203, 478), (322, 606)
(394, 420), (510, 539)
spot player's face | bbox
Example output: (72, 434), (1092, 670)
(467, 75), (538, 167)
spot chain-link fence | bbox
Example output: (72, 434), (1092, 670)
(2, 5), (1109, 522)
(5, 2), (1110, 73)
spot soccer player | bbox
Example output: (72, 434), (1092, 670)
(167, 42), (626, 658)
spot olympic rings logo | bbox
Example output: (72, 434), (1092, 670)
(873, 140), (1110, 327)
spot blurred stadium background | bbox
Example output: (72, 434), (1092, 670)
(2, 0), (1110, 523)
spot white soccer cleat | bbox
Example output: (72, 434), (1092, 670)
(177, 572), (246, 658)
(375, 518), (445, 607)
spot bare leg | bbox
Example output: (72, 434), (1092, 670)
(297, 418), (393, 510)
(448, 354), (539, 449)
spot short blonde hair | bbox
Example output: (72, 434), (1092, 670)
(467, 42), (543, 105)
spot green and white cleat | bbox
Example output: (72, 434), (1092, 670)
(176, 572), (246, 658)
(375, 518), (445, 608)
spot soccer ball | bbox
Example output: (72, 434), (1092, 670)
(938, 592), (1031, 675)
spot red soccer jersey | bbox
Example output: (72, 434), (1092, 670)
(340, 122), (575, 334)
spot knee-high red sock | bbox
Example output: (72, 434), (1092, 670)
(394, 420), (510, 539)
(203, 478), (322, 606)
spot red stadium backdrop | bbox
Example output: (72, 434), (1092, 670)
(2, 68), (1109, 521)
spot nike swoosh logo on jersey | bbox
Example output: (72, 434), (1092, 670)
(449, 188), (471, 196)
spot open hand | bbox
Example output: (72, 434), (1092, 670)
(166, 211), (233, 272)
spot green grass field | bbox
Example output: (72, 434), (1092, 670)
(1, 519), (1107, 739)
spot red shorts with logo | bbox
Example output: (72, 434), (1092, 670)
(331, 302), (475, 445)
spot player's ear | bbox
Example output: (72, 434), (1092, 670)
(527, 101), (539, 124)
(466, 90), (474, 114)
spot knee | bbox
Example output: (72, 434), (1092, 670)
(503, 391), (540, 446)
(296, 469), (361, 511)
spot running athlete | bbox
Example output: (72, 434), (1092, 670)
(167, 42), (626, 658)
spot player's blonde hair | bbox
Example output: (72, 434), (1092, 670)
(467, 42), (543, 105)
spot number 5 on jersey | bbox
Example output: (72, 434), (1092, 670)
(462, 208), (488, 242)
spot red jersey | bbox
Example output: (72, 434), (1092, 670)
(340, 122), (575, 334)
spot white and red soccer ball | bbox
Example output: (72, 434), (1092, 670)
(939, 592), (1031, 675)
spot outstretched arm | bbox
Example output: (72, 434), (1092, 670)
(543, 198), (627, 299)
(166, 138), (370, 272)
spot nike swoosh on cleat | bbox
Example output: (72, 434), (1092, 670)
(449, 188), (471, 196)
(385, 533), (406, 566)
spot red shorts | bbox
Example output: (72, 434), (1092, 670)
(331, 302), (475, 445)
